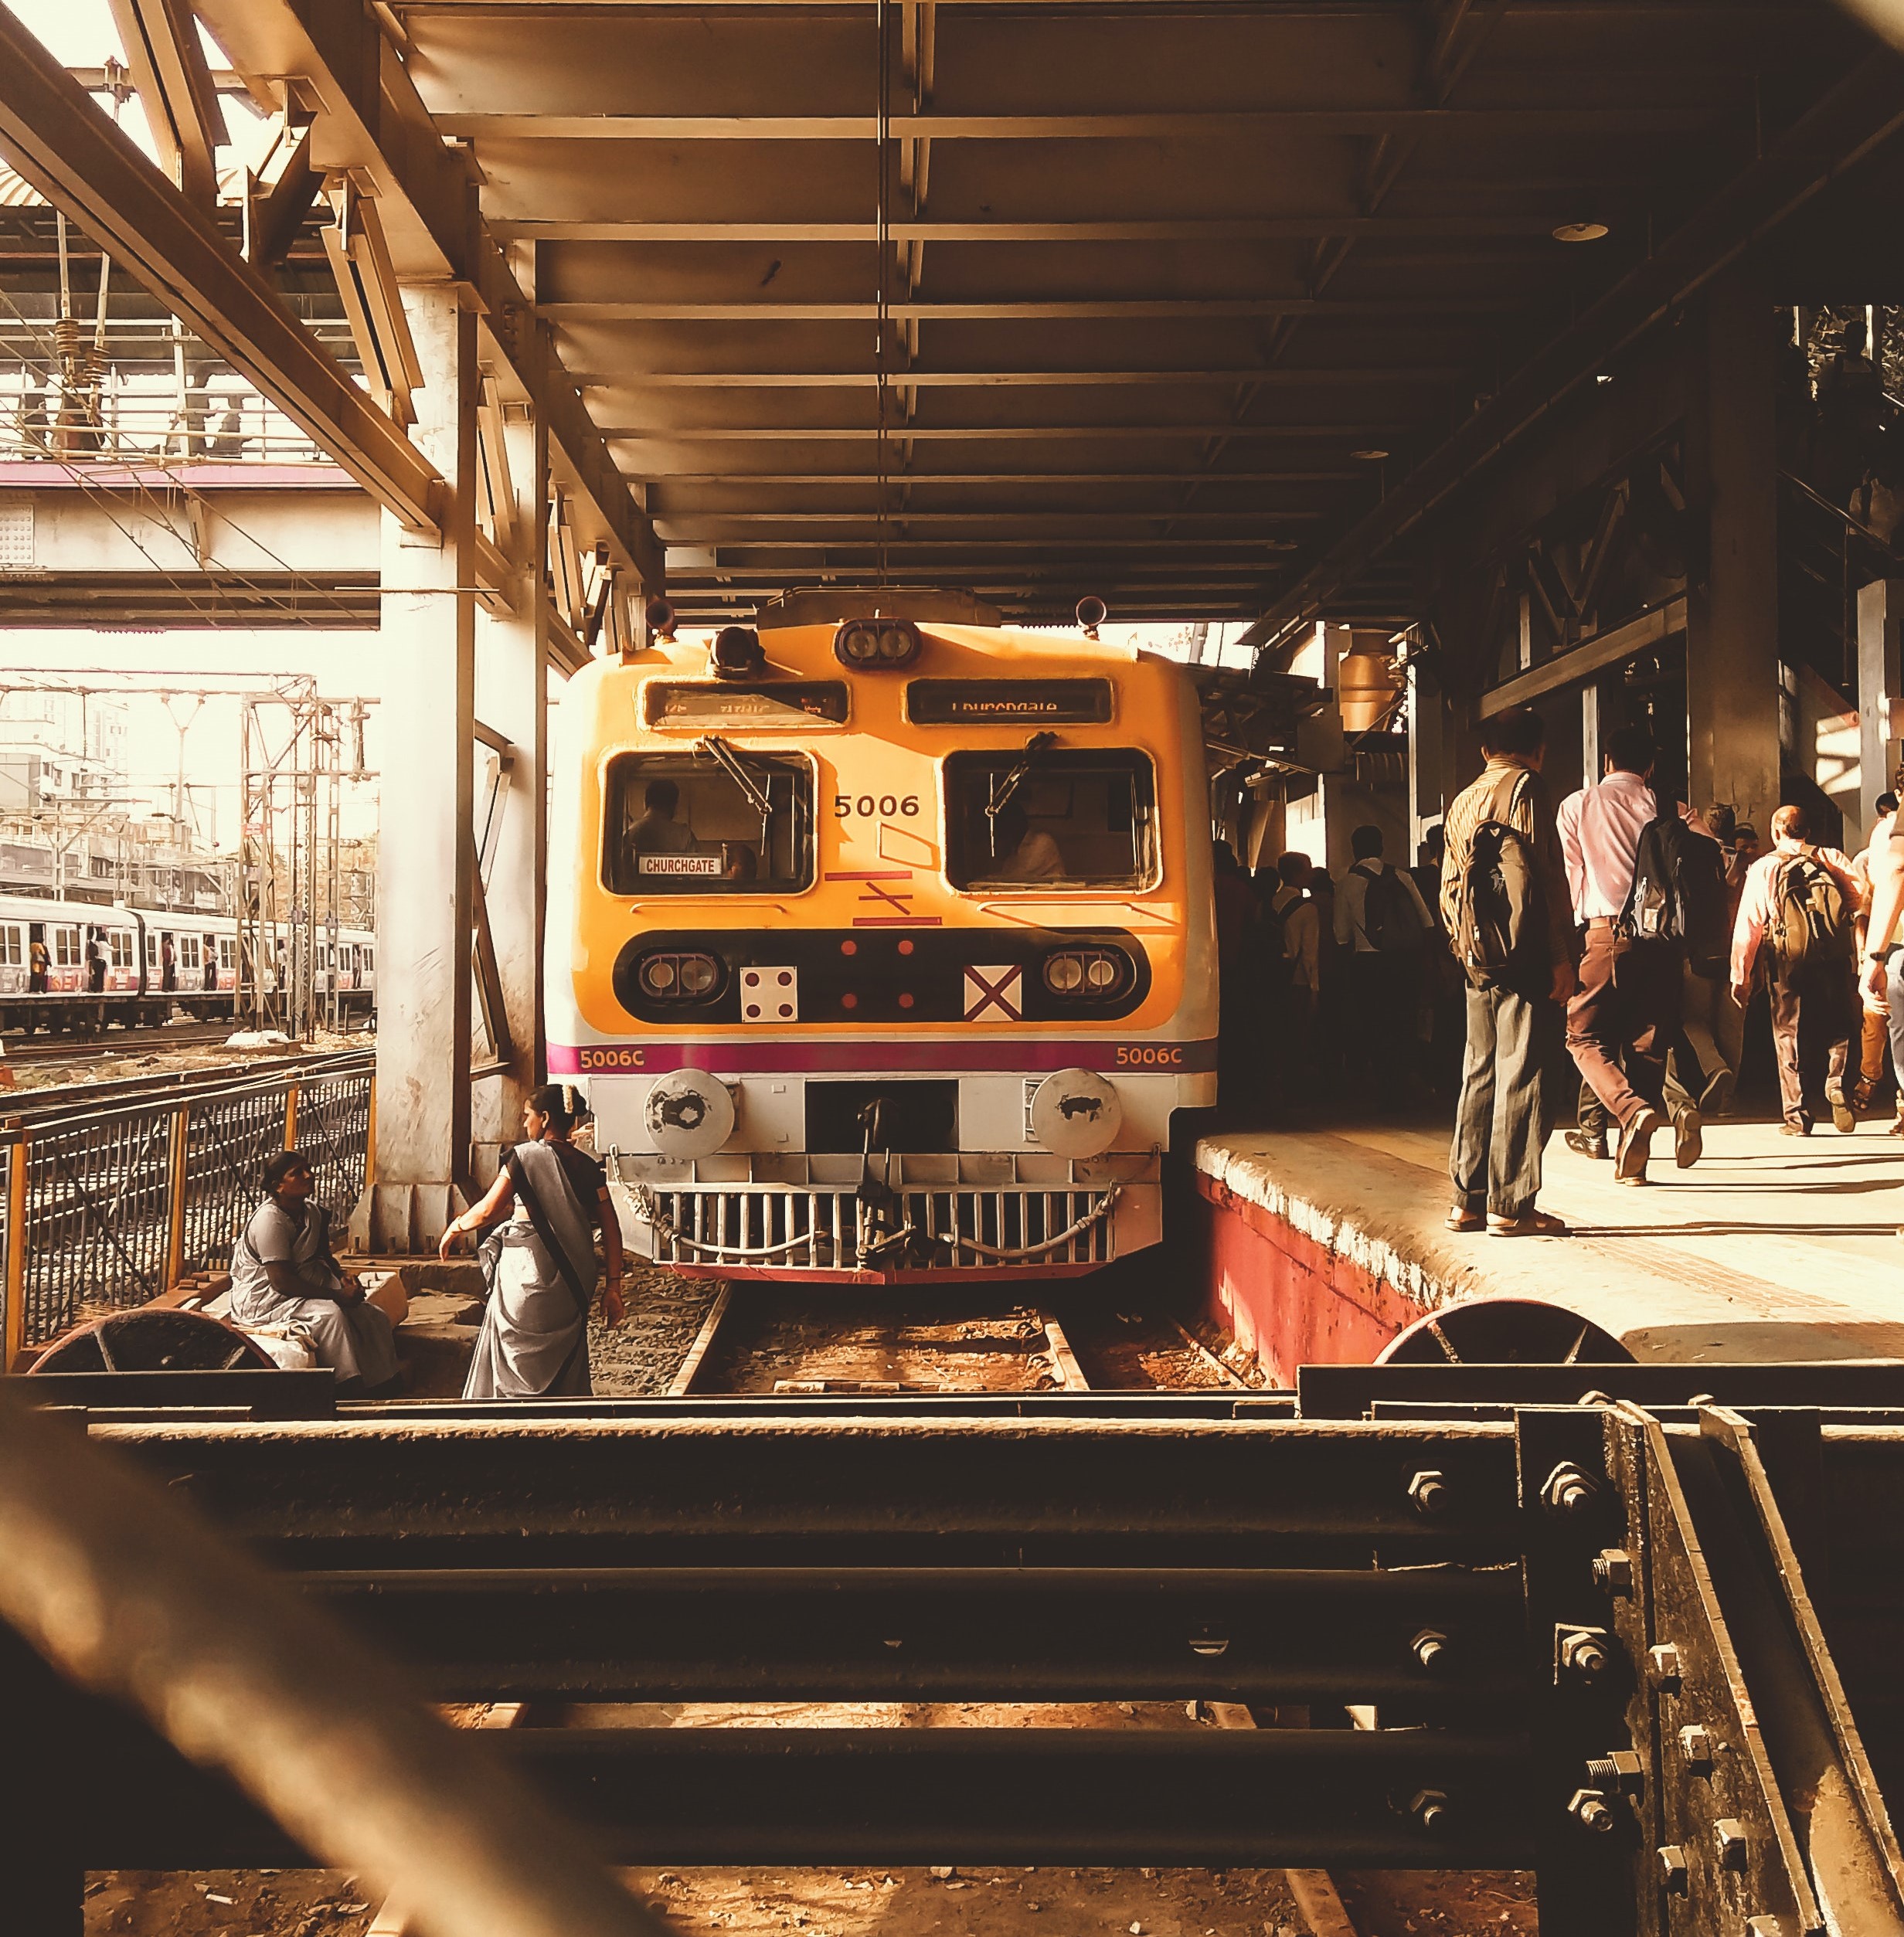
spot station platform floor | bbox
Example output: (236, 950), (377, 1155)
(1193, 1113), (1904, 1381)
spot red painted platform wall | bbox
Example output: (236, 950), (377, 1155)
(1195, 1172), (1426, 1385)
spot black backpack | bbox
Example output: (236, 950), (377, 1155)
(1354, 861), (1423, 952)
(1453, 818), (1542, 989)
(1622, 810), (1729, 977)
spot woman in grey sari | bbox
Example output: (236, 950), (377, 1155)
(440, 1085), (627, 1398)
(230, 1149), (403, 1395)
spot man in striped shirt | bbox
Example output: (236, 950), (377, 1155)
(1439, 705), (1577, 1237)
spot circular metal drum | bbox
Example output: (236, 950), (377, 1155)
(1377, 1296), (1634, 1367)
(29, 1306), (275, 1374)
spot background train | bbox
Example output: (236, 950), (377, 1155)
(546, 590), (1219, 1285)
(0, 893), (377, 1032)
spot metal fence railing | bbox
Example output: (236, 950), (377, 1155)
(1, 1053), (374, 1365)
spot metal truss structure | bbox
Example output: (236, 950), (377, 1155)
(5, 1365), (1904, 1934)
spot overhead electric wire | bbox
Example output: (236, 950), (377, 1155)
(875, 0), (892, 590)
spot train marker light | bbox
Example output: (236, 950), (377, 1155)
(645, 597), (679, 641)
(1076, 595), (1106, 639)
(711, 626), (766, 679)
(835, 617), (922, 669)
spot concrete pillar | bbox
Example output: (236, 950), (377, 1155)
(360, 287), (476, 1251)
(471, 389), (551, 1179)
(1859, 579), (1904, 827)
(1685, 264), (1780, 826)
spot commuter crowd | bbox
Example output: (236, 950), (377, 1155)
(1227, 702), (1904, 1236)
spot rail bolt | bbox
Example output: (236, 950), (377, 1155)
(1410, 1627), (1450, 1674)
(1583, 1750), (1644, 1796)
(1679, 1725), (1715, 1771)
(1407, 1469), (1450, 1516)
(1658, 1846), (1689, 1895)
(1568, 1787), (1616, 1833)
(1541, 1461), (1603, 1517)
(1407, 1789), (1450, 1833)
(1593, 1548), (1634, 1595)
(1648, 1644), (1682, 1692)
(1558, 1626), (1612, 1684)
(1715, 1819), (1749, 1870)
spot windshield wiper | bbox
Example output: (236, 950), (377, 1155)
(696, 733), (775, 821)
(984, 730), (1057, 829)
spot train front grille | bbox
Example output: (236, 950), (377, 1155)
(634, 1183), (1118, 1272)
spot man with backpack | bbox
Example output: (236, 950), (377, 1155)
(1334, 824), (1433, 1107)
(1730, 802), (1864, 1135)
(1556, 726), (1722, 1184)
(1439, 706), (1576, 1235)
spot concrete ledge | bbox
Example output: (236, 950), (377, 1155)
(1195, 1120), (1904, 1381)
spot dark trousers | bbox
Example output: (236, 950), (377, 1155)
(1770, 971), (1853, 1128)
(1343, 951), (1419, 1106)
(1567, 931), (1678, 1130)
(1450, 980), (1563, 1219)
(1576, 1021), (1708, 1137)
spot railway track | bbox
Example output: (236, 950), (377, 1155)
(2, 1020), (238, 1064)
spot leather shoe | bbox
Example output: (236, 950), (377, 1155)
(1615, 1106), (1661, 1183)
(1781, 1117), (1813, 1137)
(1832, 1095), (1857, 1133)
(1673, 1108), (1703, 1168)
(1563, 1129), (1610, 1161)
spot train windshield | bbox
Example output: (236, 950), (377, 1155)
(604, 749), (812, 895)
(944, 746), (1158, 890)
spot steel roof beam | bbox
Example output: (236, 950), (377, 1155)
(1241, 45), (1904, 659)
(549, 299), (1506, 321)
(191, 0), (663, 587)
(502, 218), (1586, 242)
(605, 426), (1402, 442)
(574, 370), (1462, 389)
(439, 108), (1719, 139)
(0, 10), (442, 534)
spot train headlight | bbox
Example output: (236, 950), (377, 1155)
(710, 626), (765, 679)
(835, 617), (921, 669)
(1042, 946), (1129, 999)
(638, 951), (724, 1002)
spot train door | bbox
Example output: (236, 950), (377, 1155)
(50, 922), (82, 991)
(0, 919), (23, 995)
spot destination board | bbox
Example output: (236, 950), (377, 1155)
(907, 678), (1114, 726)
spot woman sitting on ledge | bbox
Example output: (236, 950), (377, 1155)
(440, 1083), (627, 1398)
(230, 1149), (403, 1396)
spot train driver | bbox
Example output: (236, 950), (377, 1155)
(626, 776), (696, 862)
(990, 800), (1067, 882)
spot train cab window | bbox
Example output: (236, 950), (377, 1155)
(945, 747), (1158, 891)
(604, 750), (812, 896)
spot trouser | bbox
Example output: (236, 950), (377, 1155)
(1882, 955), (1904, 1116)
(1681, 962), (1742, 1090)
(1769, 972), (1854, 1128)
(1576, 1030), (1704, 1140)
(1568, 930), (1679, 1130)
(1450, 980), (1564, 1219)
(1858, 1003), (1892, 1103)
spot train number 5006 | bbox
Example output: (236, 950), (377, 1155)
(834, 793), (920, 818)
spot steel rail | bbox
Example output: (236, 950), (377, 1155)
(0, 1382), (659, 1937)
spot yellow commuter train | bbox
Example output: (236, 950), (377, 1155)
(546, 590), (1218, 1283)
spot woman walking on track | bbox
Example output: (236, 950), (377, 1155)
(440, 1083), (627, 1398)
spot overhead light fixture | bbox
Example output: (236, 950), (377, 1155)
(1552, 222), (1610, 243)
(1349, 448), (1389, 462)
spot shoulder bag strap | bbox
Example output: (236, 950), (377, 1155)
(506, 1149), (593, 1321)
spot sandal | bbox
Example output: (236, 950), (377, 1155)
(1444, 1208), (1484, 1232)
(1487, 1209), (1569, 1238)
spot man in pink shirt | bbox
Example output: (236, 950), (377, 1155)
(1556, 726), (1712, 1184)
(1730, 802), (1864, 1135)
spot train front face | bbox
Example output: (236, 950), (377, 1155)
(548, 616), (1218, 1285)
